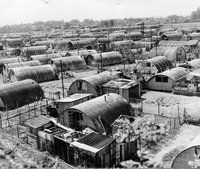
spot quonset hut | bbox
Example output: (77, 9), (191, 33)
(30, 53), (64, 64)
(134, 56), (173, 74)
(0, 79), (43, 110)
(0, 58), (20, 74)
(172, 134), (200, 169)
(9, 65), (58, 83)
(22, 45), (47, 58)
(65, 93), (131, 134)
(51, 56), (86, 72)
(68, 71), (120, 97)
(85, 51), (123, 66)
(3, 60), (41, 80)
(147, 67), (189, 92)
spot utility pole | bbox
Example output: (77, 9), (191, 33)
(100, 51), (103, 72)
(60, 60), (65, 98)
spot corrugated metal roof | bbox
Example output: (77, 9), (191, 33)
(68, 93), (131, 133)
(77, 132), (115, 149)
(188, 58), (200, 69)
(184, 40), (199, 46)
(25, 115), (52, 129)
(102, 78), (137, 88)
(4, 60), (41, 69)
(55, 93), (92, 103)
(156, 67), (189, 81)
(0, 79), (44, 110)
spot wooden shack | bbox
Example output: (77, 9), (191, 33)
(25, 115), (53, 148)
(54, 93), (92, 126)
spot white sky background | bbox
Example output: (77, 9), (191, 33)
(0, 0), (200, 26)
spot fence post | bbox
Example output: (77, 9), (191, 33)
(6, 106), (10, 127)
(0, 113), (2, 129)
(28, 104), (31, 119)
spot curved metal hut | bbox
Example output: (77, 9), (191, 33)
(6, 38), (23, 48)
(172, 134), (200, 169)
(65, 49), (97, 57)
(147, 67), (189, 92)
(160, 31), (183, 41)
(30, 53), (64, 64)
(68, 71), (119, 96)
(135, 56), (173, 74)
(3, 60), (41, 79)
(110, 40), (135, 50)
(9, 64), (57, 83)
(68, 38), (96, 50)
(51, 56), (86, 72)
(0, 79), (44, 110)
(0, 58), (20, 74)
(66, 93), (131, 134)
(85, 51), (123, 66)
(53, 39), (71, 51)
(22, 45), (47, 58)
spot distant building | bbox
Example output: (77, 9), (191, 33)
(102, 78), (141, 101)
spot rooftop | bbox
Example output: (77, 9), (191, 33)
(55, 93), (92, 103)
(103, 78), (138, 88)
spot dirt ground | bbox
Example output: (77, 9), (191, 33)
(1, 68), (200, 168)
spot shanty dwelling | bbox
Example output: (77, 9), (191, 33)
(160, 31), (183, 41)
(38, 124), (83, 165)
(173, 70), (200, 96)
(53, 39), (71, 51)
(25, 115), (54, 148)
(3, 60), (41, 82)
(6, 38), (23, 48)
(111, 115), (139, 162)
(51, 56), (87, 72)
(67, 38), (96, 50)
(102, 79), (141, 102)
(71, 132), (117, 168)
(68, 71), (120, 97)
(110, 40), (136, 51)
(85, 51), (123, 67)
(147, 67), (189, 92)
(0, 79), (44, 111)
(9, 64), (58, 83)
(172, 134), (200, 169)
(22, 45), (48, 59)
(30, 53), (64, 65)
(65, 93), (132, 135)
(0, 57), (21, 74)
(53, 93), (92, 126)
(133, 56), (173, 75)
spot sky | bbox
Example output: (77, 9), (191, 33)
(0, 0), (200, 26)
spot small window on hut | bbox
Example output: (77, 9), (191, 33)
(77, 81), (82, 90)
(162, 77), (168, 82)
(146, 62), (151, 67)
(156, 76), (161, 82)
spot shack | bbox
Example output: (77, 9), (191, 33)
(0, 79), (44, 110)
(102, 79), (141, 101)
(54, 93), (92, 126)
(51, 56), (86, 72)
(68, 71), (120, 97)
(147, 67), (189, 92)
(65, 93), (132, 134)
(25, 115), (53, 148)
(85, 51), (123, 66)
(9, 64), (58, 83)
(71, 132), (116, 168)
